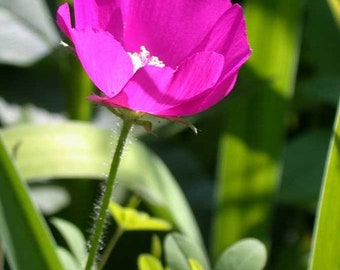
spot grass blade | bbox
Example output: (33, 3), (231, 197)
(0, 134), (63, 270)
(309, 99), (340, 269)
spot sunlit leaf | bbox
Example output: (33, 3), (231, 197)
(309, 99), (340, 269)
(138, 254), (164, 270)
(188, 258), (203, 270)
(1, 122), (203, 249)
(109, 201), (172, 231)
(214, 238), (267, 270)
(328, 0), (340, 29)
(212, 0), (306, 257)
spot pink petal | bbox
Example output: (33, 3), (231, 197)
(73, 0), (123, 42)
(89, 51), (225, 115)
(194, 4), (251, 80)
(70, 29), (134, 97)
(160, 73), (239, 116)
(56, 3), (72, 39)
(121, 0), (232, 68)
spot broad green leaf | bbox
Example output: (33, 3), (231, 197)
(211, 0), (305, 257)
(0, 133), (63, 270)
(138, 254), (164, 270)
(109, 201), (172, 231)
(188, 258), (203, 270)
(164, 233), (210, 270)
(0, 0), (59, 66)
(0, 122), (203, 248)
(51, 218), (87, 266)
(214, 238), (267, 270)
(309, 99), (340, 269)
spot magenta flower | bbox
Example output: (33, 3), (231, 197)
(57, 0), (251, 117)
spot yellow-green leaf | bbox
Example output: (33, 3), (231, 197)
(138, 254), (164, 270)
(309, 99), (340, 269)
(328, 0), (340, 29)
(109, 201), (172, 231)
(188, 258), (203, 270)
(151, 234), (163, 259)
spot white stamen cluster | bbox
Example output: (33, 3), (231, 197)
(128, 46), (165, 73)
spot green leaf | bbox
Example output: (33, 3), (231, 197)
(0, 133), (63, 270)
(309, 99), (340, 269)
(0, 0), (59, 66)
(30, 185), (71, 215)
(51, 218), (87, 266)
(151, 234), (163, 259)
(188, 258), (203, 270)
(109, 201), (172, 231)
(57, 247), (82, 270)
(304, 0), (340, 73)
(296, 76), (340, 107)
(278, 131), (330, 207)
(328, 0), (340, 29)
(138, 254), (164, 270)
(214, 238), (267, 270)
(1, 122), (204, 249)
(62, 56), (94, 121)
(211, 0), (306, 257)
(118, 134), (205, 249)
(164, 233), (210, 270)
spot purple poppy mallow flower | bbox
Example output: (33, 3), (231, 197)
(57, 0), (251, 118)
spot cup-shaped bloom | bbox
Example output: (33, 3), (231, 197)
(57, 0), (251, 117)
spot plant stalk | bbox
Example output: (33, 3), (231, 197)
(84, 120), (133, 270)
(98, 227), (124, 270)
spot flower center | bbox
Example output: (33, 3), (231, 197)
(128, 46), (165, 73)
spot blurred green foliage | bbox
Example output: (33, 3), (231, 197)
(0, 0), (339, 269)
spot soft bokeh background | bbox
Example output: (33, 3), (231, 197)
(0, 0), (339, 269)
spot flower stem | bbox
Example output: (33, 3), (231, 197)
(98, 227), (124, 270)
(84, 120), (133, 270)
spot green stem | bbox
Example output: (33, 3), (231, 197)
(84, 120), (133, 270)
(97, 195), (140, 270)
(98, 227), (125, 270)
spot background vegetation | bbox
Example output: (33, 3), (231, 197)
(0, 0), (339, 269)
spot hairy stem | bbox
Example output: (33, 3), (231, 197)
(85, 120), (133, 270)
(98, 227), (124, 270)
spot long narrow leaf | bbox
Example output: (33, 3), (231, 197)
(211, 0), (305, 257)
(1, 122), (204, 249)
(0, 134), (63, 270)
(309, 98), (340, 269)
